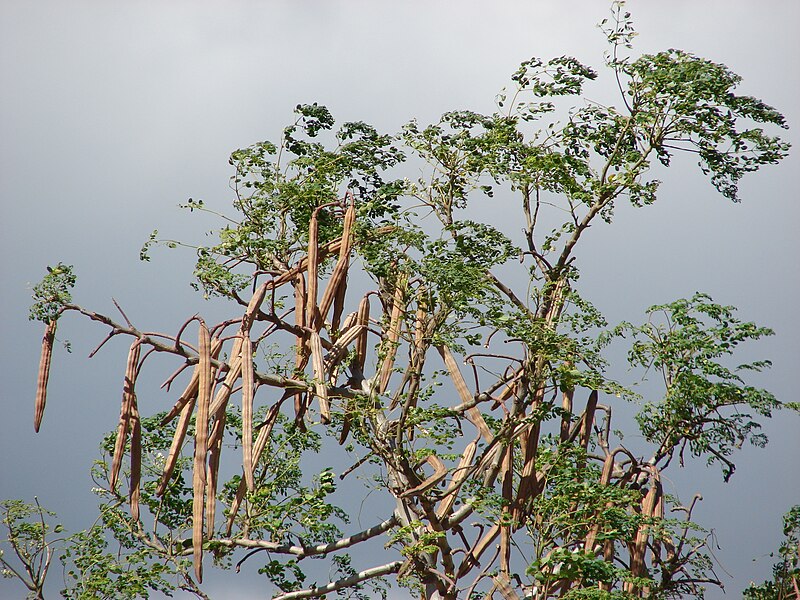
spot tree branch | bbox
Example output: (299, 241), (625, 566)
(214, 514), (398, 558)
(271, 560), (403, 600)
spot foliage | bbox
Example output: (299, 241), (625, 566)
(1, 499), (60, 599)
(10, 3), (794, 599)
(744, 505), (800, 600)
(29, 263), (76, 325)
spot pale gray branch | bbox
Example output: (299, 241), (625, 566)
(215, 514), (398, 558)
(271, 560), (403, 600)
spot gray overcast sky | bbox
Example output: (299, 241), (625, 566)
(1, 1), (798, 598)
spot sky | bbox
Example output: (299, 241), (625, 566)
(1, 1), (798, 598)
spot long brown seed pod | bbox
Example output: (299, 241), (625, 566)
(225, 401), (282, 536)
(437, 345), (493, 443)
(34, 320), (57, 432)
(318, 201), (356, 322)
(398, 454), (447, 499)
(208, 336), (243, 416)
(309, 331), (330, 423)
(294, 273), (309, 369)
(244, 282), (268, 324)
(129, 400), (142, 522)
(241, 331), (255, 491)
(192, 321), (212, 583)
(306, 211), (320, 330)
(338, 398), (352, 445)
(110, 339), (141, 491)
(156, 396), (196, 497)
(161, 337), (222, 426)
(579, 390), (599, 452)
(436, 437), (479, 519)
(205, 404), (226, 536)
(324, 323), (363, 374)
(236, 284), (265, 494)
(157, 337), (223, 497)
(354, 295), (370, 377)
(331, 273), (348, 334)
(377, 277), (407, 394)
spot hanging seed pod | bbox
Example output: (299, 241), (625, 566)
(205, 404), (226, 536)
(436, 437), (478, 519)
(437, 345), (492, 442)
(156, 396), (195, 497)
(110, 339), (141, 491)
(192, 321), (212, 583)
(129, 401), (142, 522)
(241, 331), (255, 491)
(318, 201), (355, 323)
(310, 331), (329, 423)
(161, 337), (222, 425)
(208, 336), (243, 416)
(225, 402), (281, 536)
(34, 320), (57, 432)
(306, 210), (320, 330)
(377, 278), (407, 394)
(354, 295), (370, 377)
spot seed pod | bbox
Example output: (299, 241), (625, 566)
(129, 401), (142, 521)
(306, 211), (320, 330)
(161, 338), (222, 426)
(192, 321), (212, 583)
(205, 404), (226, 536)
(156, 396), (195, 497)
(241, 331), (255, 491)
(377, 278), (406, 394)
(318, 201), (355, 323)
(110, 340), (141, 491)
(34, 320), (57, 432)
(225, 402), (281, 536)
(354, 295), (370, 376)
(438, 345), (492, 443)
(310, 331), (329, 423)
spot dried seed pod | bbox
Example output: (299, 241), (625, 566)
(354, 295), (370, 376)
(192, 321), (212, 583)
(318, 201), (355, 322)
(34, 320), (57, 432)
(156, 396), (195, 497)
(110, 339), (141, 491)
(324, 323), (363, 373)
(208, 336), (243, 416)
(306, 211), (320, 330)
(437, 345), (492, 443)
(129, 401), (142, 522)
(377, 278), (407, 394)
(310, 331), (329, 423)
(436, 437), (478, 519)
(161, 337), (222, 426)
(225, 402), (281, 536)
(241, 331), (255, 491)
(205, 405), (226, 536)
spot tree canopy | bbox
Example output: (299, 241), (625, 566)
(5, 4), (796, 599)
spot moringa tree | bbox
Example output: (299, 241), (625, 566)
(20, 4), (794, 599)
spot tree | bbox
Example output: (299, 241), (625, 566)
(11, 3), (794, 598)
